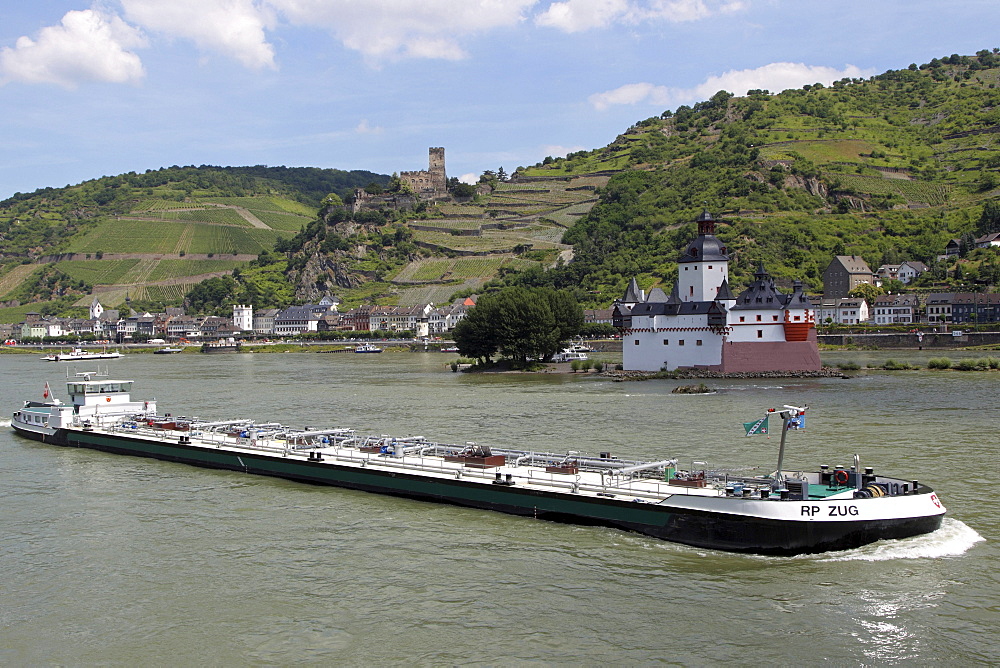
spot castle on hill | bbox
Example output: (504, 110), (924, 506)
(400, 147), (447, 195)
(613, 210), (821, 373)
(351, 147), (449, 213)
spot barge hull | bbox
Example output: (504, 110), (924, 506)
(13, 423), (943, 555)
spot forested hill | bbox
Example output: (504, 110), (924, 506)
(501, 49), (1000, 302)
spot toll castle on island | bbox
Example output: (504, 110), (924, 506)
(613, 210), (822, 373)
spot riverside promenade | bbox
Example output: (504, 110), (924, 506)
(818, 331), (1000, 349)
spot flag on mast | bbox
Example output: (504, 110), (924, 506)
(743, 415), (769, 436)
(43, 381), (52, 401)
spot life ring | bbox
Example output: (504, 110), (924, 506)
(106, 397), (112, 402)
(834, 469), (849, 485)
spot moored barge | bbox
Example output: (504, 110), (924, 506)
(12, 374), (946, 555)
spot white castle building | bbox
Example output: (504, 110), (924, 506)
(613, 211), (821, 373)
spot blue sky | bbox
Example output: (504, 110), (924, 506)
(1, 0), (997, 199)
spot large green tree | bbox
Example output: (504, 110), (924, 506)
(452, 287), (583, 366)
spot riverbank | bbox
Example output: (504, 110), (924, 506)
(604, 367), (849, 381)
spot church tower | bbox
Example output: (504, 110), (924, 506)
(677, 210), (729, 302)
(90, 297), (104, 320)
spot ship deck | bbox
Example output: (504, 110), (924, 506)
(89, 418), (858, 504)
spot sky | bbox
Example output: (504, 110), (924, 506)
(1, 0), (998, 199)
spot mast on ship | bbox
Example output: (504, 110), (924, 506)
(773, 404), (807, 484)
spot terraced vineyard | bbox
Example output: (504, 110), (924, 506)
(411, 228), (564, 253)
(381, 173), (608, 296)
(828, 173), (950, 205)
(185, 225), (282, 254)
(396, 280), (483, 307)
(55, 260), (142, 285)
(394, 256), (541, 282)
(0, 264), (41, 299)
(197, 196), (317, 217)
(410, 219), (484, 231)
(146, 259), (245, 281)
(68, 220), (189, 254)
(252, 210), (313, 231)
(150, 208), (250, 226)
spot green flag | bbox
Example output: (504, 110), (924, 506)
(743, 415), (769, 436)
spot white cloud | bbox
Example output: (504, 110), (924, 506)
(536, 0), (745, 32)
(536, 0), (628, 32)
(121, 0), (276, 70)
(354, 119), (383, 135)
(589, 82), (671, 110)
(459, 172), (479, 184)
(542, 144), (587, 158)
(0, 9), (146, 87)
(589, 62), (874, 110)
(269, 0), (536, 61)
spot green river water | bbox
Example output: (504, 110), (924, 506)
(1, 350), (996, 665)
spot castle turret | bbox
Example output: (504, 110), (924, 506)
(677, 209), (729, 302)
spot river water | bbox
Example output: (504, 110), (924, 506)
(1, 350), (996, 666)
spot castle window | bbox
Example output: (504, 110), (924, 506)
(739, 316), (745, 322)
(756, 315), (762, 322)
(663, 339), (669, 345)
(634, 340), (640, 345)
(757, 330), (763, 338)
(690, 248), (698, 257)
(773, 315), (779, 321)
(696, 340), (703, 346)
(708, 266), (713, 269)
(678, 340), (685, 346)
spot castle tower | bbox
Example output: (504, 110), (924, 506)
(428, 147), (447, 192)
(677, 209), (729, 302)
(233, 304), (253, 332)
(400, 147), (448, 195)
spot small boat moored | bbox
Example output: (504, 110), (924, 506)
(10, 380), (947, 556)
(153, 347), (184, 355)
(354, 343), (383, 353)
(552, 349), (589, 363)
(40, 347), (123, 362)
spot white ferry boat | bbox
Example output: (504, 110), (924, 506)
(11, 375), (947, 555)
(41, 347), (123, 362)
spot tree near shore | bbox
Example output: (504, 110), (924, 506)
(452, 287), (583, 366)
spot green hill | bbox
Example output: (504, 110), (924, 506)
(3, 49), (1000, 321)
(502, 49), (1000, 302)
(0, 165), (388, 317)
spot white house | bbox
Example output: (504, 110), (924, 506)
(975, 232), (1000, 249)
(871, 294), (918, 325)
(897, 261), (929, 284)
(810, 297), (870, 325)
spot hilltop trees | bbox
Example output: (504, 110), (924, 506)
(452, 287), (583, 366)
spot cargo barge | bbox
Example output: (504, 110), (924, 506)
(11, 373), (946, 555)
